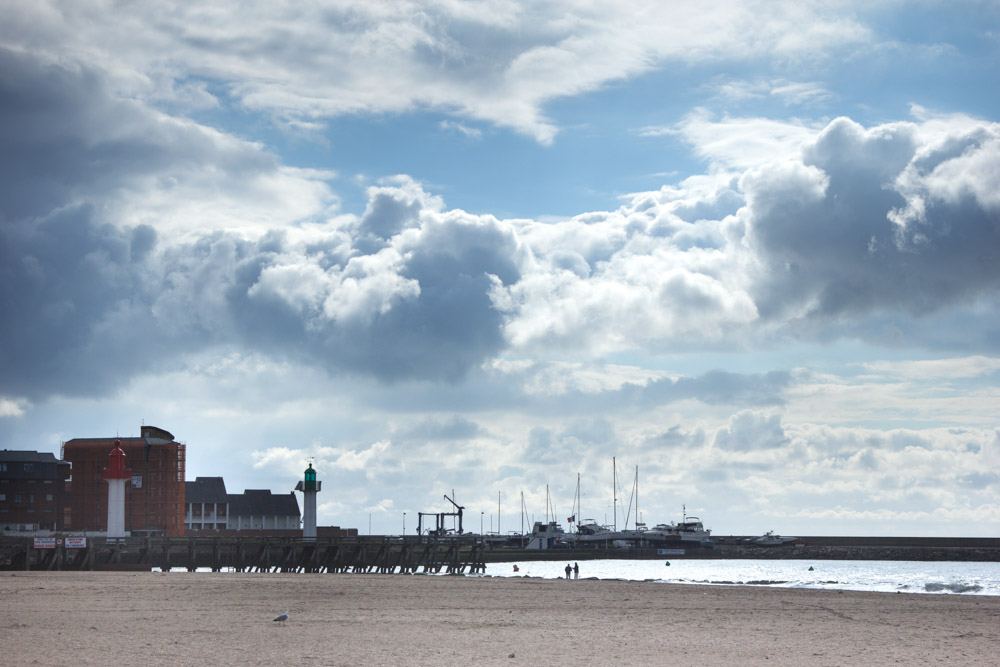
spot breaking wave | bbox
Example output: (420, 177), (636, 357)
(923, 582), (983, 594)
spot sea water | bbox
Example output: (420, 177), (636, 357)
(483, 559), (1000, 596)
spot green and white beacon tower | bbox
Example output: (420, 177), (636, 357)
(295, 462), (322, 539)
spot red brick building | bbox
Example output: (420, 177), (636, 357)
(62, 426), (186, 536)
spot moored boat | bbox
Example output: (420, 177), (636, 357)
(752, 530), (797, 546)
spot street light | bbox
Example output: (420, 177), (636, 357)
(481, 511), (484, 535)
(403, 511), (406, 535)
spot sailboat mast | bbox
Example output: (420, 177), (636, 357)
(635, 465), (639, 531)
(520, 490), (525, 537)
(612, 456), (617, 532)
(546, 484), (550, 523)
(575, 472), (581, 531)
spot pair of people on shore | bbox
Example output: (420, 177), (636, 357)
(565, 562), (579, 579)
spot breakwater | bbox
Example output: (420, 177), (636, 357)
(2, 534), (997, 572)
(504, 535), (1000, 562)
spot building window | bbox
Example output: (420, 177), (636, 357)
(14, 495), (22, 504)
(0, 463), (6, 472)
(45, 494), (54, 502)
(0, 493), (5, 501)
(23, 463), (33, 472)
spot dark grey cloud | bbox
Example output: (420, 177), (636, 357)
(341, 216), (520, 380)
(399, 416), (483, 441)
(150, 208), (521, 384)
(0, 48), (280, 225)
(959, 472), (1000, 489)
(713, 410), (788, 451)
(0, 50), (520, 398)
(644, 424), (707, 450)
(523, 418), (618, 466)
(354, 182), (425, 253)
(748, 117), (1000, 325)
(635, 370), (790, 407)
(350, 364), (792, 417)
(0, 206), (160, 398)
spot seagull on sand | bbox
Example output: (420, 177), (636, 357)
(273, 611), (289, 623)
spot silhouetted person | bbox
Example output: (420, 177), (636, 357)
(573, 562), (579, 579)
(565, 563), (572, 579)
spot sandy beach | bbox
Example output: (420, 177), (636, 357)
(2, 571), (998, 666)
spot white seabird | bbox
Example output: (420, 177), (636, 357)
(273, 611), (289, 623)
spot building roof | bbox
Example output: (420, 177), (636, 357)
(185, 477), (228, 504)
(0, 450), (62, 463)
(228, 490), (300, 518)
(64, 426), (180, 449)
(64, 437), (178, 448)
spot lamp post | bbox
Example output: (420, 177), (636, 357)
(480, 511), (484, 535)
(403, 511), (407, 535)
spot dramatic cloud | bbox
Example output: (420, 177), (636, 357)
(1, 1), (870, 143)
(0, 48), (336, 235)
(2, 3), (998, 537)
(744, 115), (1000, 327)
(4, 57), (1000, 402)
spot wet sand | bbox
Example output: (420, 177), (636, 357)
(2, 571), (998, 666)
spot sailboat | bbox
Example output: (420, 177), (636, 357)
(567, 459), (641, 545)
(525, 484), (569, 549)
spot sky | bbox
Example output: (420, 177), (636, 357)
(1, 1), (999, 537)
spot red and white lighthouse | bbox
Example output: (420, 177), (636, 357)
(102, 439), (132, 538)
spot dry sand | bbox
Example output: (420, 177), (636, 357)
(2, 571), (998, 666)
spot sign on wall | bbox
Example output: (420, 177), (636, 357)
(657, 548), (686, 556)
(64, 537), (87, 549)
(33, 537), (56, 549)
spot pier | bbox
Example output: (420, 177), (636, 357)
(0, 535), (488, 574)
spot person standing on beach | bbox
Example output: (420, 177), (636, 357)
(573, 562), (579, 579)
(565, 563), (572, 579)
